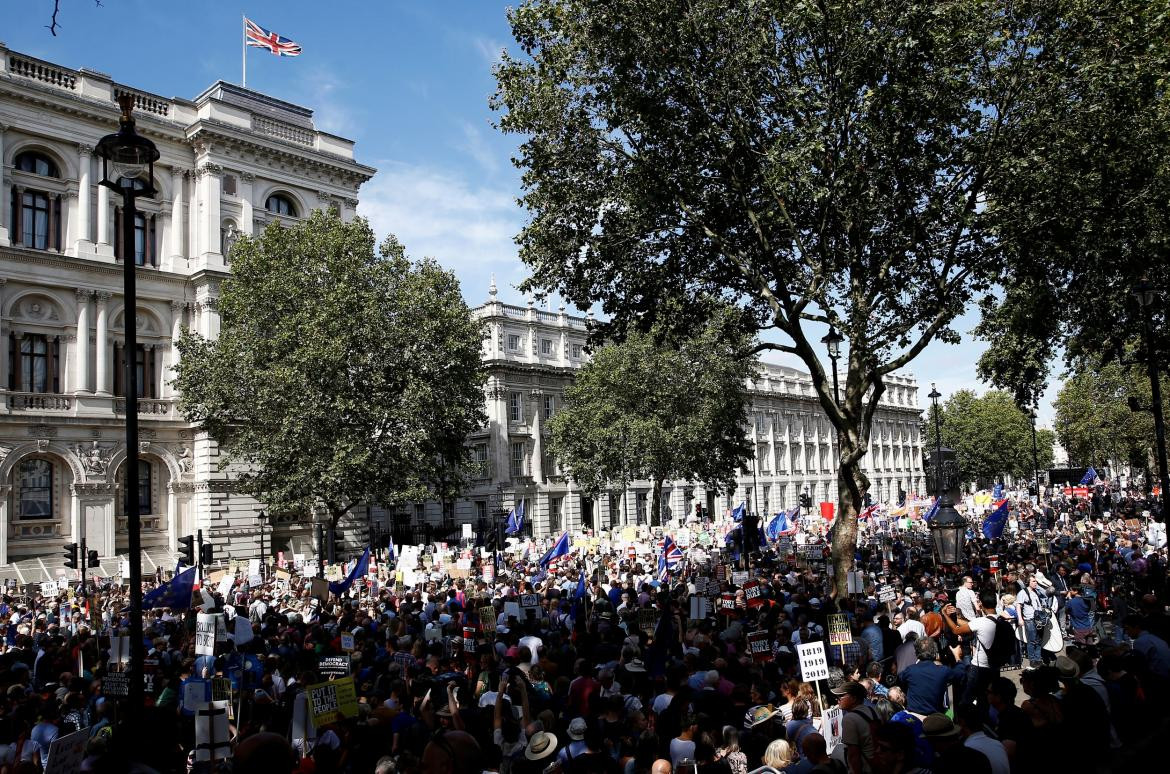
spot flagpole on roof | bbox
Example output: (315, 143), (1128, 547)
(241, 14), (247, 88)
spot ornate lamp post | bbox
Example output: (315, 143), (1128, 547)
(925, 384), (967, 564)
(1028, 408), (1040, 502)
(95, 94), (159, 723)
(821, 325), (843, 403)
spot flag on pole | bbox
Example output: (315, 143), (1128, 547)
(142, 566), (196, 611)
(922, 498), (941, 523)
(858, 504), (880, 521)
(505, 500), (525, 535)
(329, 547), (370, 596)
(386, 537), (396, 565)
(539, 533), (571, 568)
(992, 482), (1004, 500)
(245, 18), (303, 56)
(982, 499), (1010, 539)
(659, 535), (683, 581)
(730, 502), (746, 522)
(1079, 467), (1098, 486)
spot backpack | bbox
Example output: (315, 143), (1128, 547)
(987, 617), (1017, 669)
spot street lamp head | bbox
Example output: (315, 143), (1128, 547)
(820, 325), (844, 360)
(927, 383), (941, 402)
(95, 95), (159, 196)
(929, 496), (967, 564)
(1131, 278), (1158, 309)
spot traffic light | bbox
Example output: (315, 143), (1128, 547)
(863, 492), (873, 507)
(87, 550), (100, 568)
(178, 534), (196, 567)
(200, 542), (214, 566)
(800, 493), (812, 510)
(694, 503), (703, 521)
(63, 543), (79, 570)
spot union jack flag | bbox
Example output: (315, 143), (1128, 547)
(245, 18), (302, 57)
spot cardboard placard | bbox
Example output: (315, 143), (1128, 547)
(212, 677), (232, 703)
(196, 613), (221, 656)
(877, 584), (897, 603)
(480, 606), (497, 632)
(731, 571), (749, 586)
(797, 641), (830, 682)
(103, 671), (129, 697)
(45, 727), (90, 774)
(747, 630), (772, 662)
(310, 577), (330, 603)
(274, 568), (291, 581)
(822, 706), (844, 755)
(742, 580), (765, 608)
(718, 593), (738, 615)
(639, 608), (657, 634)
(307, 677), (359, 725)
(318, 656), (351, 678)
(520, 593), (540, 609)
(195, 701), (232, 762)
(827, 614), (852, 646)
(340, 633), (355, 652)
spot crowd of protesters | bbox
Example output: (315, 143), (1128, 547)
(0, 485), (1166, 773)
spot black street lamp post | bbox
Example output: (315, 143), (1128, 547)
(95, 95), (159, 723)
(1132, 280), (1170, 512)
(925, 383), (967, 564)
(1028, 409), (1040, 502)
(821, 326), (843, 404)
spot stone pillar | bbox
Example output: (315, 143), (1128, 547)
(96, 178), (110, 246)
(201, 164), (223, 260)
(77, 144), (93, 247)
(0, 278), (7, 391)
(0, 486), (9, 567)
(530, 390), (545, 483)
(164, 300), (184, 398)
(94, 292), (111, 395)
(170, 166), (185, 259)
(74, 288), (92, 394)
(239, 173), (255, 235)
(0, 122), (8, 246)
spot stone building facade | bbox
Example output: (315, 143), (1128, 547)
(0, 45), (374, 573)
(384, 281), (927, 542)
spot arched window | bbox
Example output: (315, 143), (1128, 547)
(14, 151), (59, 178)
(10, 151), (62, 251)
(137, 459), (153, 514)
(18, 459), (53, 520)
(265, 193), (297, 216)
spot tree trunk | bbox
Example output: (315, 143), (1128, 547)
(329, 507), (349, 564)
(651, 476), (664, 527)
(832, 449), (871, 598)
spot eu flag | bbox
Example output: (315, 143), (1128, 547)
(982, 500), (1010, 539)
(329, 547), (370, 596)
(142, 566), (196, 611)
(539, 532), (571, 568)
(1079, 467), (1098, 486)
(922, 499), (940, 523)
(731, 503), (746, 522)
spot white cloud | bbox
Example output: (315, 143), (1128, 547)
(472, 36), (507, 66)
(456, 120), (503, 173)
(356, 161), (530, 302)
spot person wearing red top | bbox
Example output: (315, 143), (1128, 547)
(566, 657), (599, 718)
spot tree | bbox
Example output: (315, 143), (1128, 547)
(547, 313), (754, 527)
(494, 0), (1047, 594)
(1053, 360), (1164, 475)
(924, 390), (1054, 487)
(174, 211), (487, 540)
(975, 0), (1170, 406)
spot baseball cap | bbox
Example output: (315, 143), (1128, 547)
(830, 681), (867, 700)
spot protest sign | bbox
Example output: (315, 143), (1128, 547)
(310, 577), (330, 603)
(747, 630), (772, 662)
(45, 727), (90, 774)
(822, 707), (843, 754)
(520, 593), (540, 609)
(195, 701), (232, 762)
(103, 671), (129, 697)
(827, 614), (852, 647)
(639, 608), (657, 634)
(463, 626), (477, 653)
(340, 633), (355, 652)
(195, 613), (220, 657)
(216, 572), (235, 599)
(274, 568), (291, 582)
(742, 580), (764, 608)
(183, 679), (211, 713)
(307, 677), (360, 725)
(718, 593), (738, 615)
(318, 655), (351, 677)
(877, 584), (897, 603)
(480, 606), (497, 632)
(212, 677), (232, 703)
(731, 571), (749, 586)
(797, 641), (830, 682)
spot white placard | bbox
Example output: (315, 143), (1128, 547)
(689, 596), (708, 620)
(248, 559), (261, 577)
(44, 726), (90, 774)
(340, 633), (355, 652)
(797, 641), (830, 682)
(195, 700), (232, 762)
(216, 572), (235, 599)
(195, 613), (220, 656)
(822, 706), (843, 754)
(462, 523), (473, 539)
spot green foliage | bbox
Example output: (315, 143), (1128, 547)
(547, 312), (755, 524)
(923, 390), (1054, 486)
(494, 0), (1048, 591)
(1053, 360), (1165, 471)
(173, 211), (487, 522)
(977, 0), (1170, 403)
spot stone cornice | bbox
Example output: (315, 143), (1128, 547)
(0, 243), (209, 290)
(186, 120), (375, 185)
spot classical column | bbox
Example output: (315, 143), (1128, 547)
(169, 166), (184, 259)
(0, 486), (10, 567)
(74, 289), (92, 394)
(164, 300), (184, 398)
(0, 122), (8, 245)
(77, 144), (93, 246)
(200, 163), (223, 258)
(239, 172), (255, 237)
(96, 178), (110, 246)
(0, 278), (7, 390)
(95, 291), (111, 395)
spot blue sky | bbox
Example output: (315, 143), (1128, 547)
(6, 0), (1061, 422)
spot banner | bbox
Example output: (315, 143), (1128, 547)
(307, 677), (360, 725)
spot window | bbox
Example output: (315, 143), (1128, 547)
(14, 151), (58, 177)
(114, 207), (156, 266)
(10, 334), (60, 393)
(508, 392), (522, 422)
(114, 343), (157, 398)
(541, 339), (553, 355)
(571, 344), (582, 358)
(510, 442), (526, 477)
(635, 492), (647, 524)
(549, 497), (562, 533)
(507, 334), (520, 351)
(18, 459), (53, 520)
(442, 501), (455, 526)
(139, 460), (153, 514)
(265, 193), (297, 216)
(475, 501), (488, 522)
(222, 174), (237, 196)
(415, 503), (425, 522)
(18, 191), (51, 249)
(763, 485), (771, 514)
(609, 492), (621, 522)
(543, 395), (554, 419)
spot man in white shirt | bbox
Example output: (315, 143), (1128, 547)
(940, 589), (999, 716)
(955, 576), (980, 623)
(956, 703), (1010, 774)
(897, 607), (927, 641)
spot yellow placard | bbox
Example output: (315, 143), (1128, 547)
(307, 677), (359, 725)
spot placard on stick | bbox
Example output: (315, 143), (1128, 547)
(827, 614), (852, 646)
(307, 677), (359, 725)
(797, 641), (830, 682)
(747, 630), (772, 662)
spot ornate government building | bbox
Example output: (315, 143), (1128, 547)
(0, 45), (374, 577)
(383, 281), (927, 543)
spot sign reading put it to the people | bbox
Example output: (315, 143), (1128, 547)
(827, 613), (852, 646)
(307, 677), (360, 725)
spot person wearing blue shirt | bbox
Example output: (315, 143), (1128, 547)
(1066, 587), (1094, 644)
(859, 616), (884, 663)
(897, 638), (958, 716)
